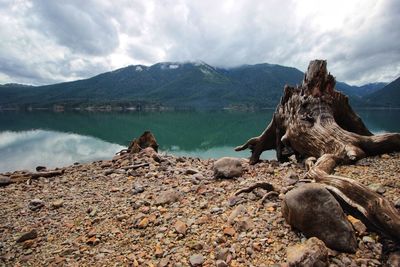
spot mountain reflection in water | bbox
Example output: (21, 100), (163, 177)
(0, 109), (399, 173)
(0, 130), (124, 172)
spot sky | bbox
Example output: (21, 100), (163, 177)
(0, 0), (399, 86)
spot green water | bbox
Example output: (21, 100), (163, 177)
(0, 110), (399, 172)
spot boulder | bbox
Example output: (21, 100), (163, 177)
(213, 157), (243, 178)
(282, 183), (357, 252)
(286, 237), (329, 267)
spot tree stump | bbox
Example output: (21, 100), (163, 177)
(236, 60), (400, 242)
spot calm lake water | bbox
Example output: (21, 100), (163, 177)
(0, 110), (399, 172)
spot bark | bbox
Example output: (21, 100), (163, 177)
(236, 60), (400, 242)
(127, 131), (159, 153)
(9, 170), (64, 184)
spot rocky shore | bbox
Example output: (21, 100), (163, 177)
(1, 147), (399, 266)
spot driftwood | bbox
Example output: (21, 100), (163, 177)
(8, 170), (64, 184)
(127, 131), (159, 153)
(121, 163), (150, 170)
(236, 60), (400, 242)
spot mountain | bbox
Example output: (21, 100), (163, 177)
(0, 62), (304, 109)
(364, 77), (400, 107)
(0, 61), (393, 109)
(335, 82), (387, 97)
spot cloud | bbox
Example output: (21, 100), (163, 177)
(0, 0), (399, 85)
(0, 130), (124, 172)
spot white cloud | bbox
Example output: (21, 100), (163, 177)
(0, 130), (124, 172)
(0, 0), (399, 85)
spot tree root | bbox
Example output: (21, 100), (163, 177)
(234, 182), (279, 213)
(234, 182), (275, 196)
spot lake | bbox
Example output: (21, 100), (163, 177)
(0, 110), (399, 172)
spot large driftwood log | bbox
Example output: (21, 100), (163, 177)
(236, 60), (400, 242)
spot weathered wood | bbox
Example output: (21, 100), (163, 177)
(121, 163), (150, 170)
(127, 131), (159, 153)
(236, 59), (400, 242)
(9, 170), (64, 184)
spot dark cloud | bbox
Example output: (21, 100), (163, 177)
(0, 0), (399, 85)
(31, 0), (119, 55)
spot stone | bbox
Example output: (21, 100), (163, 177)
(388, 251), (400, 267)
(155, 243), (163, 258)
(394, 198), (400, 208)
(282, 183), (357, 252)
(216, 260), (228, 267)
(16, 230), (38, 243)
(158, 257), (170, 267)
(223, 226), (236, 237)
(51, 199), (64, 209)
(227, 205), (246, 225)
(213, 157), (243, 178)
(189, 254), (205, 266)
(284, 170), (298, 186)
(368, 183), (386, 194)
(188, 241), (204, 250)
(185, 168), (199, 175)
(227, 196), (242, 207)
(137, 217), (149, 229)
(132, 183), (145, 195)
(103, 169), (114, 175)
(86, 236), (100, 246)
(0, 175), (11, 186)
(234, 217), (254, 232)
(215, 247), (230, 261)
(174, 220), (188, 235)
(22, 240), (35, 249)
(154, 190), (181, 206)
(286, 237), (329, 267)
(362, 235), (375, 243)
(347, 215), (367, 236)
(28, 199), (45, 211)
(35, 166), (47, 172)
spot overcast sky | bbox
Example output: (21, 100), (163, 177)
(0, 0), (399, 86)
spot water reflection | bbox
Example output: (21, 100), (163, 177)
(0, 130), (124, 173)
(0, 110), (399, 172)
(167, 145), (276, 160)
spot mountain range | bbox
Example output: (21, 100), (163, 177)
(0, 61), (398, 110)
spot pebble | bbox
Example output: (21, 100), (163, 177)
(215, 260), (228, 267)
(394, 198), (400, 208)
(185, 168), (199, 175)
(174, 220), (188, 235)
(362, 236), (375, 243)
(137, 217), (149, 229)
(189, 254), (205, 266)
(283, 170), (298, 185)
(223, 226), (236, 236)
(213, 157), (243, 178)
(215, 247), (230, 261)
(347, 215), (367, 236)
(51, 199), (64, 209)
(158, 257), (170, 267)
(0, 175), (11, 186)
(28, 199), (45, 211)
(368, 183), (386, 194)
(1, 144), (399, 266)
(16, 230), (38, 243)
(154, 190), (181, 206)
(287, 237), (329, 267)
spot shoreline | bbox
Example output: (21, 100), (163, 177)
(1, 149), (399, 265)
